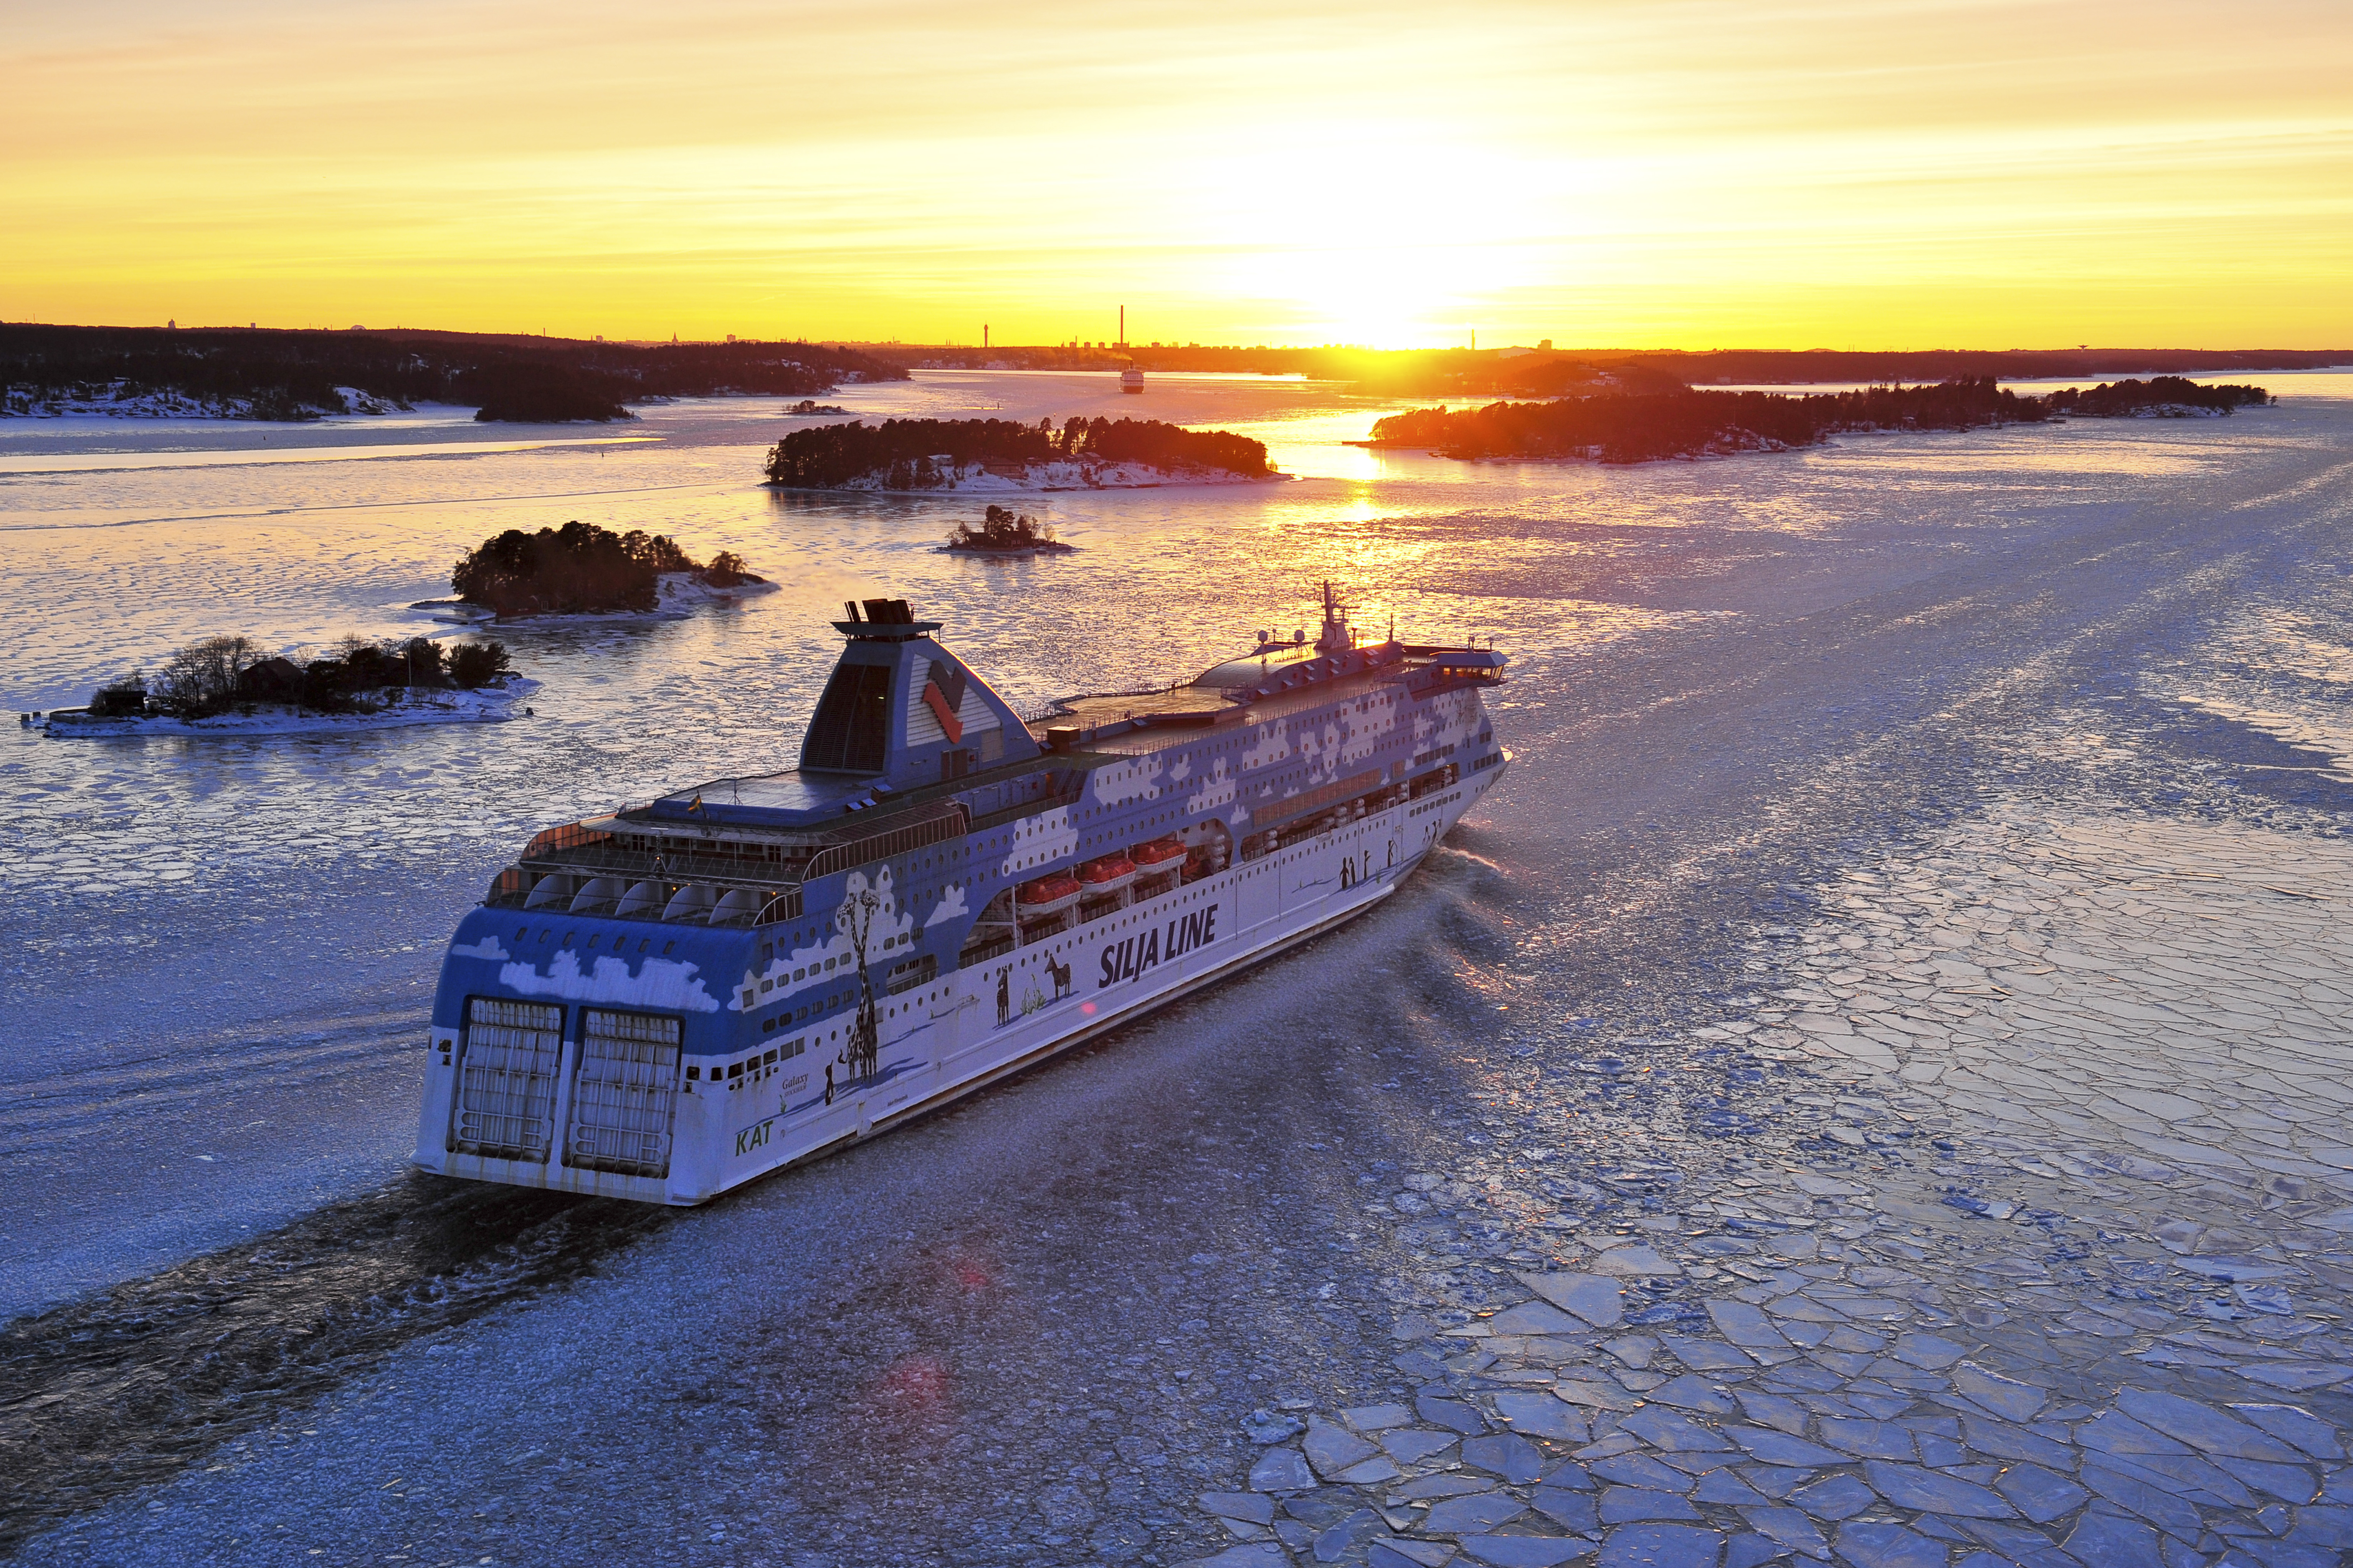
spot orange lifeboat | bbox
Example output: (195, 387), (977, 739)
(1017, 872), (1082, 919)
(1077, 853), (1137, 897)
(1131, 836), (1186, 877)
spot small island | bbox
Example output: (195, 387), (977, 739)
(451, 520), (775, 618)
(944, 505), (1074, 555)
(762, 415), (1275, 491)
(784, 399), (849, 416)
(1360, 376), (2272, 466)
(2047, 376), (2272, 418)
(43, 634), (532, 737)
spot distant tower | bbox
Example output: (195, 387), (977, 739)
(984, 324), (989, 349)
(1119, 306), (1125, 347)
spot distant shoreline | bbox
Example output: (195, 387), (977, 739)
(0, 323), (907, 424)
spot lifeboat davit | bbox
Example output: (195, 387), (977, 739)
(1077, 854), (1138, 897)
(1131, 836), (1186, 874)
(1017, 872), (1082, 919)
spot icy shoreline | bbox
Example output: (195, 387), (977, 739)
(486, 572), (781, 625)
(2, 384), (414, 420)
(40, 677), (539, 739)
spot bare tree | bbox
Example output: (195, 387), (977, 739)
(153, 635), (258, 718)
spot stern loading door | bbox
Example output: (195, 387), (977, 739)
(564, 1008), (684, 1178)
(452, 998), (565, 1162)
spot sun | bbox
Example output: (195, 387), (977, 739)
(1190, 125), (1560, 347)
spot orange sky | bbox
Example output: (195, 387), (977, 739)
(5, 0), (2350, 348)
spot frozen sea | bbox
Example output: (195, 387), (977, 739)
(2, 369), (2352, 1566)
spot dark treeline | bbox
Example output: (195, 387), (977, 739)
(1348, 348), (2329, 402)
(1367, 379), (2054, 463)
(762, 416), (1270, 489)
(87, 634), (514, 721)
(451, 520), (759, 616)
(854, 341), (2345, 400)
(1614, 349), (2331, 387)
(0, 325), (906, 423)
(2048, 376), (2273, 416)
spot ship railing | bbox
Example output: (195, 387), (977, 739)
(1015, 699), (1069, 726)
(966, 780), (1086, 834)
(515, 839), (816, 890)
(489, 864), (806, 927)
(519, 819), (618, 860)
(489, 800), (988, 929)
(801, 801), (971, 882)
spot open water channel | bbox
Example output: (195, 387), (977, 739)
(2, 369), (2351, 1566)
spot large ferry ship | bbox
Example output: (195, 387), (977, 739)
(414, 587), (1508, 1203)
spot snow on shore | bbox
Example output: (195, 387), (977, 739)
(39, 678), (540, 739)
(487, 572), (780, 625)
(654, 573), (780, 614)
(826, 459), (1282, 494)
(1, 384), (407, 420)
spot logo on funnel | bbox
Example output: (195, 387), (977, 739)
(922, 659), (967, 744)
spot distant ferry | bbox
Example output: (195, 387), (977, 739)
(1120, 366), (1144, 394)
(414, 587), (1509, 1203)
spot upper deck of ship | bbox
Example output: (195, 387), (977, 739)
(580, 587), (1503, 844)
(478, 587), (1505, 923)
(1040, 636), (1504, 758)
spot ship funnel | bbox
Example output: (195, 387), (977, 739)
(802, 601), (1041, 785)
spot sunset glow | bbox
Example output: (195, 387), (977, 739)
(7, 0), (2351, 347)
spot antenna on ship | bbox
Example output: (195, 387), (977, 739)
(1314, 580), (1353, 654)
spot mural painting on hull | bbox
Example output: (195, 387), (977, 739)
(831, 879), (884, 1100)
(991, 947), (1077, 1031)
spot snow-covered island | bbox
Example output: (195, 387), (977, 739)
(763, 415), (1279, 492)
(1363, 375), (2274, 466)
(40, 633), (535, 739)
(42, 680), (538, 738)
(2046, 375), (2273, 418)
(452, 520), (775, 619)
(942, 505), (1075, 555)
